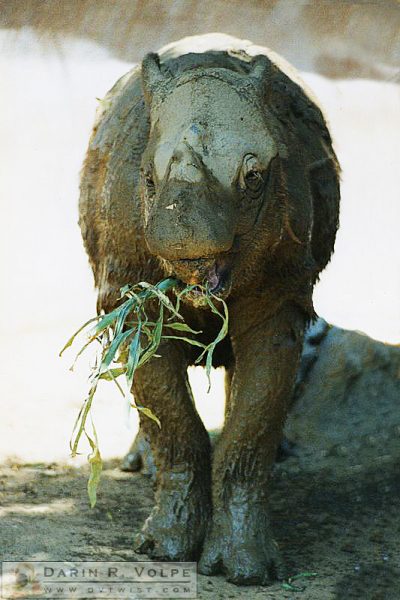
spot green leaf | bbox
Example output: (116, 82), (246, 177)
(133, 404), (161, 428)
(99, 367), (126, 381)
(109, 372), (126, 397)
(156, 277), (180, 292)
(281, 571), (318, 592)
(138, 281), (182, 319)
(70, 383), (97, 457)
(90, 306), (123, 336)
(69, 330), (106, 371)
(99, 329), (133, 374)
(117, 348), (129, 363)
(137, 306), (164, 368)
(281, 582), (305, 591)
(86, 430), (103, 508)
(125, 326), (142, 390)
(153, 305), (164, 345)
(164, 322), (202, 334)
(195, 294), (229, 390)
(119, 284), (132, 297)
(59, 316), (99, 356)
(162, 335), (206, 349)
(114, 298), (137, 337)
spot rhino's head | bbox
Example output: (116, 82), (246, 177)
(140, 53), (312, 300)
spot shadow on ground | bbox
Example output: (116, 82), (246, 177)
(1, 455), (399, 600)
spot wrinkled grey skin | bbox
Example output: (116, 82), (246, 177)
(79, 38), (340, 585)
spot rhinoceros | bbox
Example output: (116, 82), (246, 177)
(79, 35), (340, 585)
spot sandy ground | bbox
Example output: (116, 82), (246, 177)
(0, 30), (399, 599)
(1, 451), (399, 599)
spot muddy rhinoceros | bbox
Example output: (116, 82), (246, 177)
(79, 35), (340, 585)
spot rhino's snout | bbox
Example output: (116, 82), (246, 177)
(145, 222), (234, 262)
(144, 180), (236, 262)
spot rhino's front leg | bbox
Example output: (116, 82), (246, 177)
(199, 302), (306, 585)
(133, 341), (211, 561)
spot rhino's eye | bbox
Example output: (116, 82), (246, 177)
(143, 167), (156, 197)
(239, 154), (264, 196)
(244, 169), (262, 190)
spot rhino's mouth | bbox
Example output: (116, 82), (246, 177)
(168, 256), (233, 300)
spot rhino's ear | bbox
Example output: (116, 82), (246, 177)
(141, 53), (168, 105)
(249, 55), (273, 90)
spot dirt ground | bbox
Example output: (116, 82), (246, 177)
(1, 446), (399, 600)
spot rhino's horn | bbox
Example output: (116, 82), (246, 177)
(141, 52), (168, 104)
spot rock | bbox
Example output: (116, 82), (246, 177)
(122, 318), (400, 476)
(285, 318), (400, 473)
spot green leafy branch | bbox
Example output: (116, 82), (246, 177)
(60, 277), (228, 506)
(281, 571), (318, 592)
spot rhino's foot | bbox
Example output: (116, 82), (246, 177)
(134, 471), (211, 561)
(198, 498), (285, 585)
(121, 430), (156, 477)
